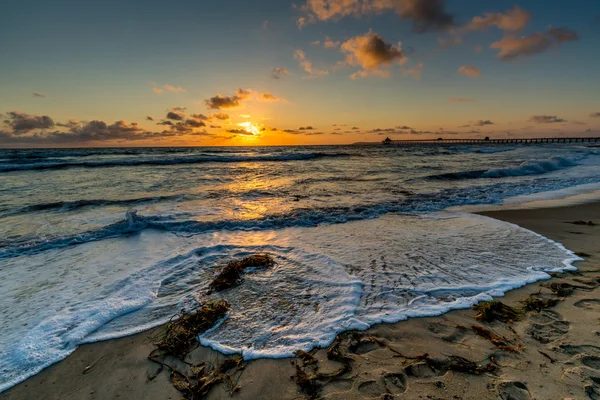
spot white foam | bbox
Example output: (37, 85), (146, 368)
(0, 213), (581, 392)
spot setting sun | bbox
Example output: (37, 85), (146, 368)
(237, 121), (262, 136)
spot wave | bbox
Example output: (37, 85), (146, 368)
(0, 194), (186, 217)
(0, 152), (354, 172)
(4, 171), (600, 259)
(428, 156), (577, 180)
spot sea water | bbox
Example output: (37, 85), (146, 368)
(1, 143), (598, 391)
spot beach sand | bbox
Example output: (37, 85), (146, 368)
(3, 202), (600, 400)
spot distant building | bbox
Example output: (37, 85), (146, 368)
(382, 137), (392, 145)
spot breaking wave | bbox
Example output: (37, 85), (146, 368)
(0, 152), (354, 172)
(428, 156), (577, 180)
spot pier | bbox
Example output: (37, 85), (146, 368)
(378, 137), (600, 145)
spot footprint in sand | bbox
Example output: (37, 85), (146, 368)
(574, 299), (600, 311)
(556, 344), (600, 356)
(582, 355), (600, 371)
(497, 381), (532, 400)
(526, 310), (570, 343)
(383, 373), (407, 394)
(357, 373), (408, 397)
(585, 376), (600, 400)
(427, 322), (470, 343)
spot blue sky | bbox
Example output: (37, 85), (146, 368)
(1, 0), (599, 146)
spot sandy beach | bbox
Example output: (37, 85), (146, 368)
(3, 201), (600, 400)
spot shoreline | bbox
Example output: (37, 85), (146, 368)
(2, 202), (600, 399)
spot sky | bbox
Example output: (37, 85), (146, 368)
(1, 0), (600, 147)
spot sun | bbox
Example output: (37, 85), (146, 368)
(237, 121), (261, 136)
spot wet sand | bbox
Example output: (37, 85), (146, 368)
(2, 202), (600, 400)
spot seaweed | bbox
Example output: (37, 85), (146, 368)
(292, 333), (357, 399)
(570, 220), (596, 226)
(154, 300), (229, 358)
(473, 301), (522, 323)
(170, 357), (244, 399)
(472, 325), (519, 353)
(416, 354), (496, 375)
(575, 252), (592, 258)
(148, 300), (243, 399)
(521, 295), (560, 312)
(542, 281), (593, 296)
(209, 254), (274, 293)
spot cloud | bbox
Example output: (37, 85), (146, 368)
(449, 97), (475, 102)
(299, 126), (315, 130)
(261, 93), (283, 102)
(458, 65), (481, 78)
(474, 120), (494, 126)
(152, 84), (186, 94)
(211, 113), (231, 120)
(402, 62), (423, 79)
(530, 115), (567, 123)
(163, 85), (186, 93)
(185, 119), (205, 128)
(3, 111), (55, 133)
(590, 112), (600, 118)
(205, 88), (253, 110)
(166, 111), (185, 121)
(408, 129), (433, 134)
(294, 49), (328, 78)
(32, 92), (45, 98)
(465, 6), (530, 32)
(324, 36), (341, 48)
(271, 67), (289, 79)
(226, 128), (254, 135)
(438, 36), (461, 49)
(1, 111), (214, 145)
(298, 0), (454, 33)
(146, 115), (154, 121)
(490, 27), (578, 61)
(395, 125), (412, 129)
(341, 32), (406, 79)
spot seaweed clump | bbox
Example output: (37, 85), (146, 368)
(148, 300), (244, 399)
(416, 354), (496, 375)
(570, 220), (596, 226)
(170, 357), (244, 399)
(209, 254), (274, 293)
(472, 325), (519, 353)
(291, 333), (357, 399)
(521, 295), (560, 312)
(473, 301), (522, 323)
(542, 282), (576, 297)
(155, 300), (229, 357)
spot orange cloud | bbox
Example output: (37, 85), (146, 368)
(402, 62), (423, 79)
(490, 27), (578, 61)
(152, 84), (186, 94)
(458, 65), (481, 78)
(341, 32), (406, 79)
(205, 88), (252, 110)
(294, 49), (328, 78)
(261, 93), (283, 102)
(465, 6), (530, 32)
(298, 0), (454, 33)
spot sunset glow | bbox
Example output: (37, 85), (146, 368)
(1, 1), (599, 147)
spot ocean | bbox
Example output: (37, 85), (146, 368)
(1, 143), (599, 392)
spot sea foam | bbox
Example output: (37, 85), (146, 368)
(0, 212), (579, 392)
